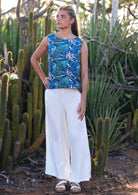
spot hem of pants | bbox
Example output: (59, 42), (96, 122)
(45, 170), (70, 181)
(45, 170), (91, 183)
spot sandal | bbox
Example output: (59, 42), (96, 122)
(70, 182), (81, 193)
(55, 180), (67, 193)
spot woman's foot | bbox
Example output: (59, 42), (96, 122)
(55, 179), (67, 193)
(70, 182), (81, 193)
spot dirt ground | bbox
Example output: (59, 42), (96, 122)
(0, 144), (138, 195)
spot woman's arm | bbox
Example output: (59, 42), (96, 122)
(77, 41), (88, 121)
(30, 37), (51, 87)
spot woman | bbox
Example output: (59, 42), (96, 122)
(31, 5), (91, 193)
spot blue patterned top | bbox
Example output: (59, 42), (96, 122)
(47, 33), (83, 92)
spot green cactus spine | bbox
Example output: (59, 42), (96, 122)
(103, 117), (110, 167)
(135, 119), (138, 143)
(12, 104), (19, 146)
(96, 117), (103, 153)
(33, 76), (39, 117)
(97, 149), (104, 176)
(11, 84), (18, 107)
(6, 155), (13, 173)
(17, 49), (24, 97)
(0, 119), (10, 169)
(27, 93), (32, 145)
(33, 109), (41, 142)
(0, 73), (9, 141)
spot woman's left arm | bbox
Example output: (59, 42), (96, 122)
(77, 41), (88, 121)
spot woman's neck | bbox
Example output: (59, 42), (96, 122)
(57, 29), (75, 39)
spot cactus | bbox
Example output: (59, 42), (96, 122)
(96, 117), (103, 153)
(28, 11), (34, 45)
(18, 96), (22, 114)
(17, 49), (24, 97)
(0, 139), (2, 153)
(19, 122), (27, 152)
(7, 130), (12, 157)
(23, 44), (28, 71)
(89, 138), (94, 159)
(33, 76), (39, 116)
(12, 104), (19, 146)
(135, 119), (138, 143)
(27, 93), (32, 145)
(11, 84), (18, 107)
(0, 73), (9, 142)
(97, 149), (104, 176)
(33, 20), (38, 50)
(23, 112), (29, 127)
(38, 78), (43, 113)
(22, 123), (45, 157)
(103, 117), (110, 167)
(0, 119), (10, 170)
(33, 109), (41, 142)
(8, 51), (13, 67)
(6, 155), (13, 173)
(0, 59), (5, 70)
(12, 141), (21, 161)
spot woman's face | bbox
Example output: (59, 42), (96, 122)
(56, 10), (74, 29)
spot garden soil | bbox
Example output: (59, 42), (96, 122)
(0, 144), (138, 195)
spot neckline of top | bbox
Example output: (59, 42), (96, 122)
(54, 33), (78, 41)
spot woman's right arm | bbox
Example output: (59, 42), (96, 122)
(30, 36), (51, 87)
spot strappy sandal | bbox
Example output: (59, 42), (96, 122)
(55, 180), (67, 193)
(70, 182), (81, 193)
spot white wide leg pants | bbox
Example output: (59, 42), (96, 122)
(45, 88), (91, 183)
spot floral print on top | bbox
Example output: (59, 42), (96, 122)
(47, 33), (83, 92)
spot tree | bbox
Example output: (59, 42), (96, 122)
(110, 0), (119, 33)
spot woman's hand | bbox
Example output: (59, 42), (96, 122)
(42, 77), (51, 88)
(77, 100), (86, 121)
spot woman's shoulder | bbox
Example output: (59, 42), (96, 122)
(47, 33), (56, 39)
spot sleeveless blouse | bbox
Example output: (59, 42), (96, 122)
(47, 33), (83, 92)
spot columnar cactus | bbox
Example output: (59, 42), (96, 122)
(0, 59), (5, 70)
(33, 109), (41, 142)
(33, 76), (39, 116)
(0, 119), (10, 169)
(19, 122), (27, 152)
(12, 104), (19, 146)
(11, 84), (18, 107)
(28, 11), (34, 45)
(97, 149), (104, 176)
(96, 117), (103, 152)
(0, 73), (9, 144)
(103, 117), (110, 167)
(17, 49), (24, 97)
(33, 20), (38, 50)
(27, 93), (32, 145)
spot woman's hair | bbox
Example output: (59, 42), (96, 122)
(59, 5), (79, 37)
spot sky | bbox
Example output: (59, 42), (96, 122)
(1, 0), (18, 12)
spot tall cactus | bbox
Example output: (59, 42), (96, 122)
(33, 76), (39, 116)
(0, 119), (10, 170)
(33, 20), (38, 50)
(33, 109), (41, 142)
(0, 59), (5, 70)
(103, 117), (110, 167)
(28, 11), (34, 45)
(19, 122), (27, 153)
(12, 104), (19, 146)
(97, 149), (104, 176)
(0, 73), (9, 144)
(27, 93), (32, 145)
(17, 49), (24, 97)
(96, 117), (103, 153)
(11, 84), (18, 107)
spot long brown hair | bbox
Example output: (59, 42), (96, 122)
(59, 5), (79, 37)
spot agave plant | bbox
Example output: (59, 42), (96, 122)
(86, 73), (132, 152)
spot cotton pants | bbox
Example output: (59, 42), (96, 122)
(45, 88), (91, 183)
